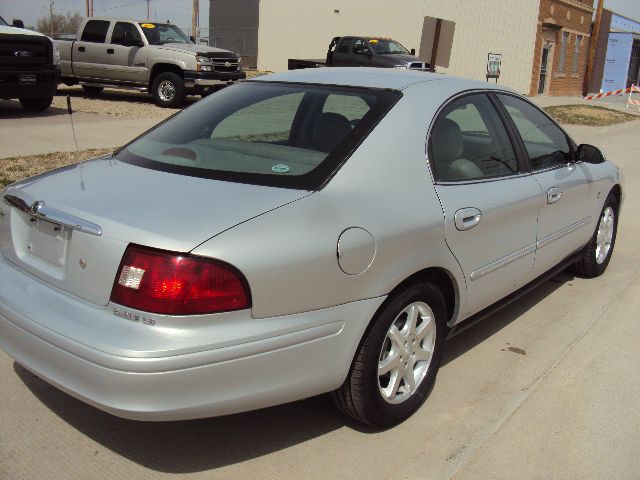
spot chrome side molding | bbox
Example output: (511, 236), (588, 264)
(3, 190), (102, 237)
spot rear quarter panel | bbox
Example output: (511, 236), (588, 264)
(191, 85), (467, 321)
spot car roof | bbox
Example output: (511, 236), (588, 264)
(253, 67), (514, 93)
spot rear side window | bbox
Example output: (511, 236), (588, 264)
(430, 94), (518, 182)
(116, 82), (400, 189)
(497, 94), (572, 170)
(337, 38), (353, 53)
(81, 20), (110, 43)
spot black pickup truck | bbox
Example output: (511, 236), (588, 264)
(0, 15), (60, 111)
(288, 36), (431, 71)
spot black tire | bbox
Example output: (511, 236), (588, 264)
(572, 193), (619, 278)
(332, 282), (447, 427)
(82, 85), (103, 96)
(19, 96), (53, 112)
(151, 72), (186, 108)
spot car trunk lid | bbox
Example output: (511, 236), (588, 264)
(0, 156), (309, 306)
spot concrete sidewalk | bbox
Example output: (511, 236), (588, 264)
(0, 100), (160, 159)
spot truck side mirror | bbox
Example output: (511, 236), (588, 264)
(12, 19), (25, 29)
(410, 48), (416, 56)
(189, 35), (195, 43)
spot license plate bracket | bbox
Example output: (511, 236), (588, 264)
(28, 218), (69, 266)
(19, 74), (37, 85)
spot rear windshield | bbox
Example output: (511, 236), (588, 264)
(115, 82), (401, 189)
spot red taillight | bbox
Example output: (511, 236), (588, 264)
(110, 244), (250, 315)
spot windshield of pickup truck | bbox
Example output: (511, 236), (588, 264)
(0, 16), (8, 26)
(138, 23), (191, 45)
(115, 81), (401, 189)
(368, 39), (409, 55)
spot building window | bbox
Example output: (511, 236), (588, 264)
(559, 31), (570, 72)
(573, 35), (582, 74)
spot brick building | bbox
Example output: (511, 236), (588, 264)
(530, 0), (595, 96)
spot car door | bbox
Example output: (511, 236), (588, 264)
(72, 19), (110, 80)
(103, 21), (147, 84)
(429, 93), (543, 317)
(351, 38), (374, 67)
(495, 94), (595, 277)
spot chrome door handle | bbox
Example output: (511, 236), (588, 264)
(547, 187), (562, 204)
(454, 207), (482, 231)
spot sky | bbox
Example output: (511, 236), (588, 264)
(0, 0), (210, 34)
(1, 0), (639, 36)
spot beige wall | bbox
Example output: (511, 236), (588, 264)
(257, 0), (540, 94)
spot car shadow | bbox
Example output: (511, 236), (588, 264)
(13, 271), (574, 474)
(443, 271), (572, 365)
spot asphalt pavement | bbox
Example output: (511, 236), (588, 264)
(0, 101), (639, 479)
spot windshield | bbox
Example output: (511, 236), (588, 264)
(0, 16), (8, 26)
(115, 82), (401, 190)
(368, 39), (409, 55)
(138, 22), (191, 45)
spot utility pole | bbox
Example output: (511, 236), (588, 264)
(192, 0), (199, 41)
(147, 0), (150, 20)
(85, 0), (89, 17)
(584, 0), (605, 95)
(49, 0), (54, 36)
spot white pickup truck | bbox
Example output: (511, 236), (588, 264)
(56, 17), (246, 107)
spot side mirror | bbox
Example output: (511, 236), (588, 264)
(189, 35), (195, 43)
(576, 144), (605, 164)
(12, 19), (25, 28)
(410, 48), (416, 56)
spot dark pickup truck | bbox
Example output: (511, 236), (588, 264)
(0, 15), (60, 111)
(288, 36), (431, 71)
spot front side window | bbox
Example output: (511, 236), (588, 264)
(497, 94), (572, 170)
(353, 38), (371, 54)
(116, 82), (401, 189)
(80, 20), (110, 43)
(368, 38), (409, 55)
(138, 23), (190, 45)
(430, 94), (518, 182)
(111, 22), (141, 46)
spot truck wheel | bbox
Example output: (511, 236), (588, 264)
(82, 85), (103, 96)
(19, 97), (53, 112)
(152, 72), (186, 108)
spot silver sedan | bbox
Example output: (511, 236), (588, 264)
(0, 68), (622, 427)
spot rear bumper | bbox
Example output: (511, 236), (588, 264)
(0, 255), (383, 421)
(0, 67), (60, 99)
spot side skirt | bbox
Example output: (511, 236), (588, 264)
(446, 251), (582, 340)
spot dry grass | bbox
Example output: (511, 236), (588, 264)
(0, 148), (113, 189)
(543, 105), (638, 126)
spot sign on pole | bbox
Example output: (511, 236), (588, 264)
(486, 53), (501, 82)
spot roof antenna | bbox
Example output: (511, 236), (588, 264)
(66, 95), (79, 152)
(67, 95), (85, 190)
